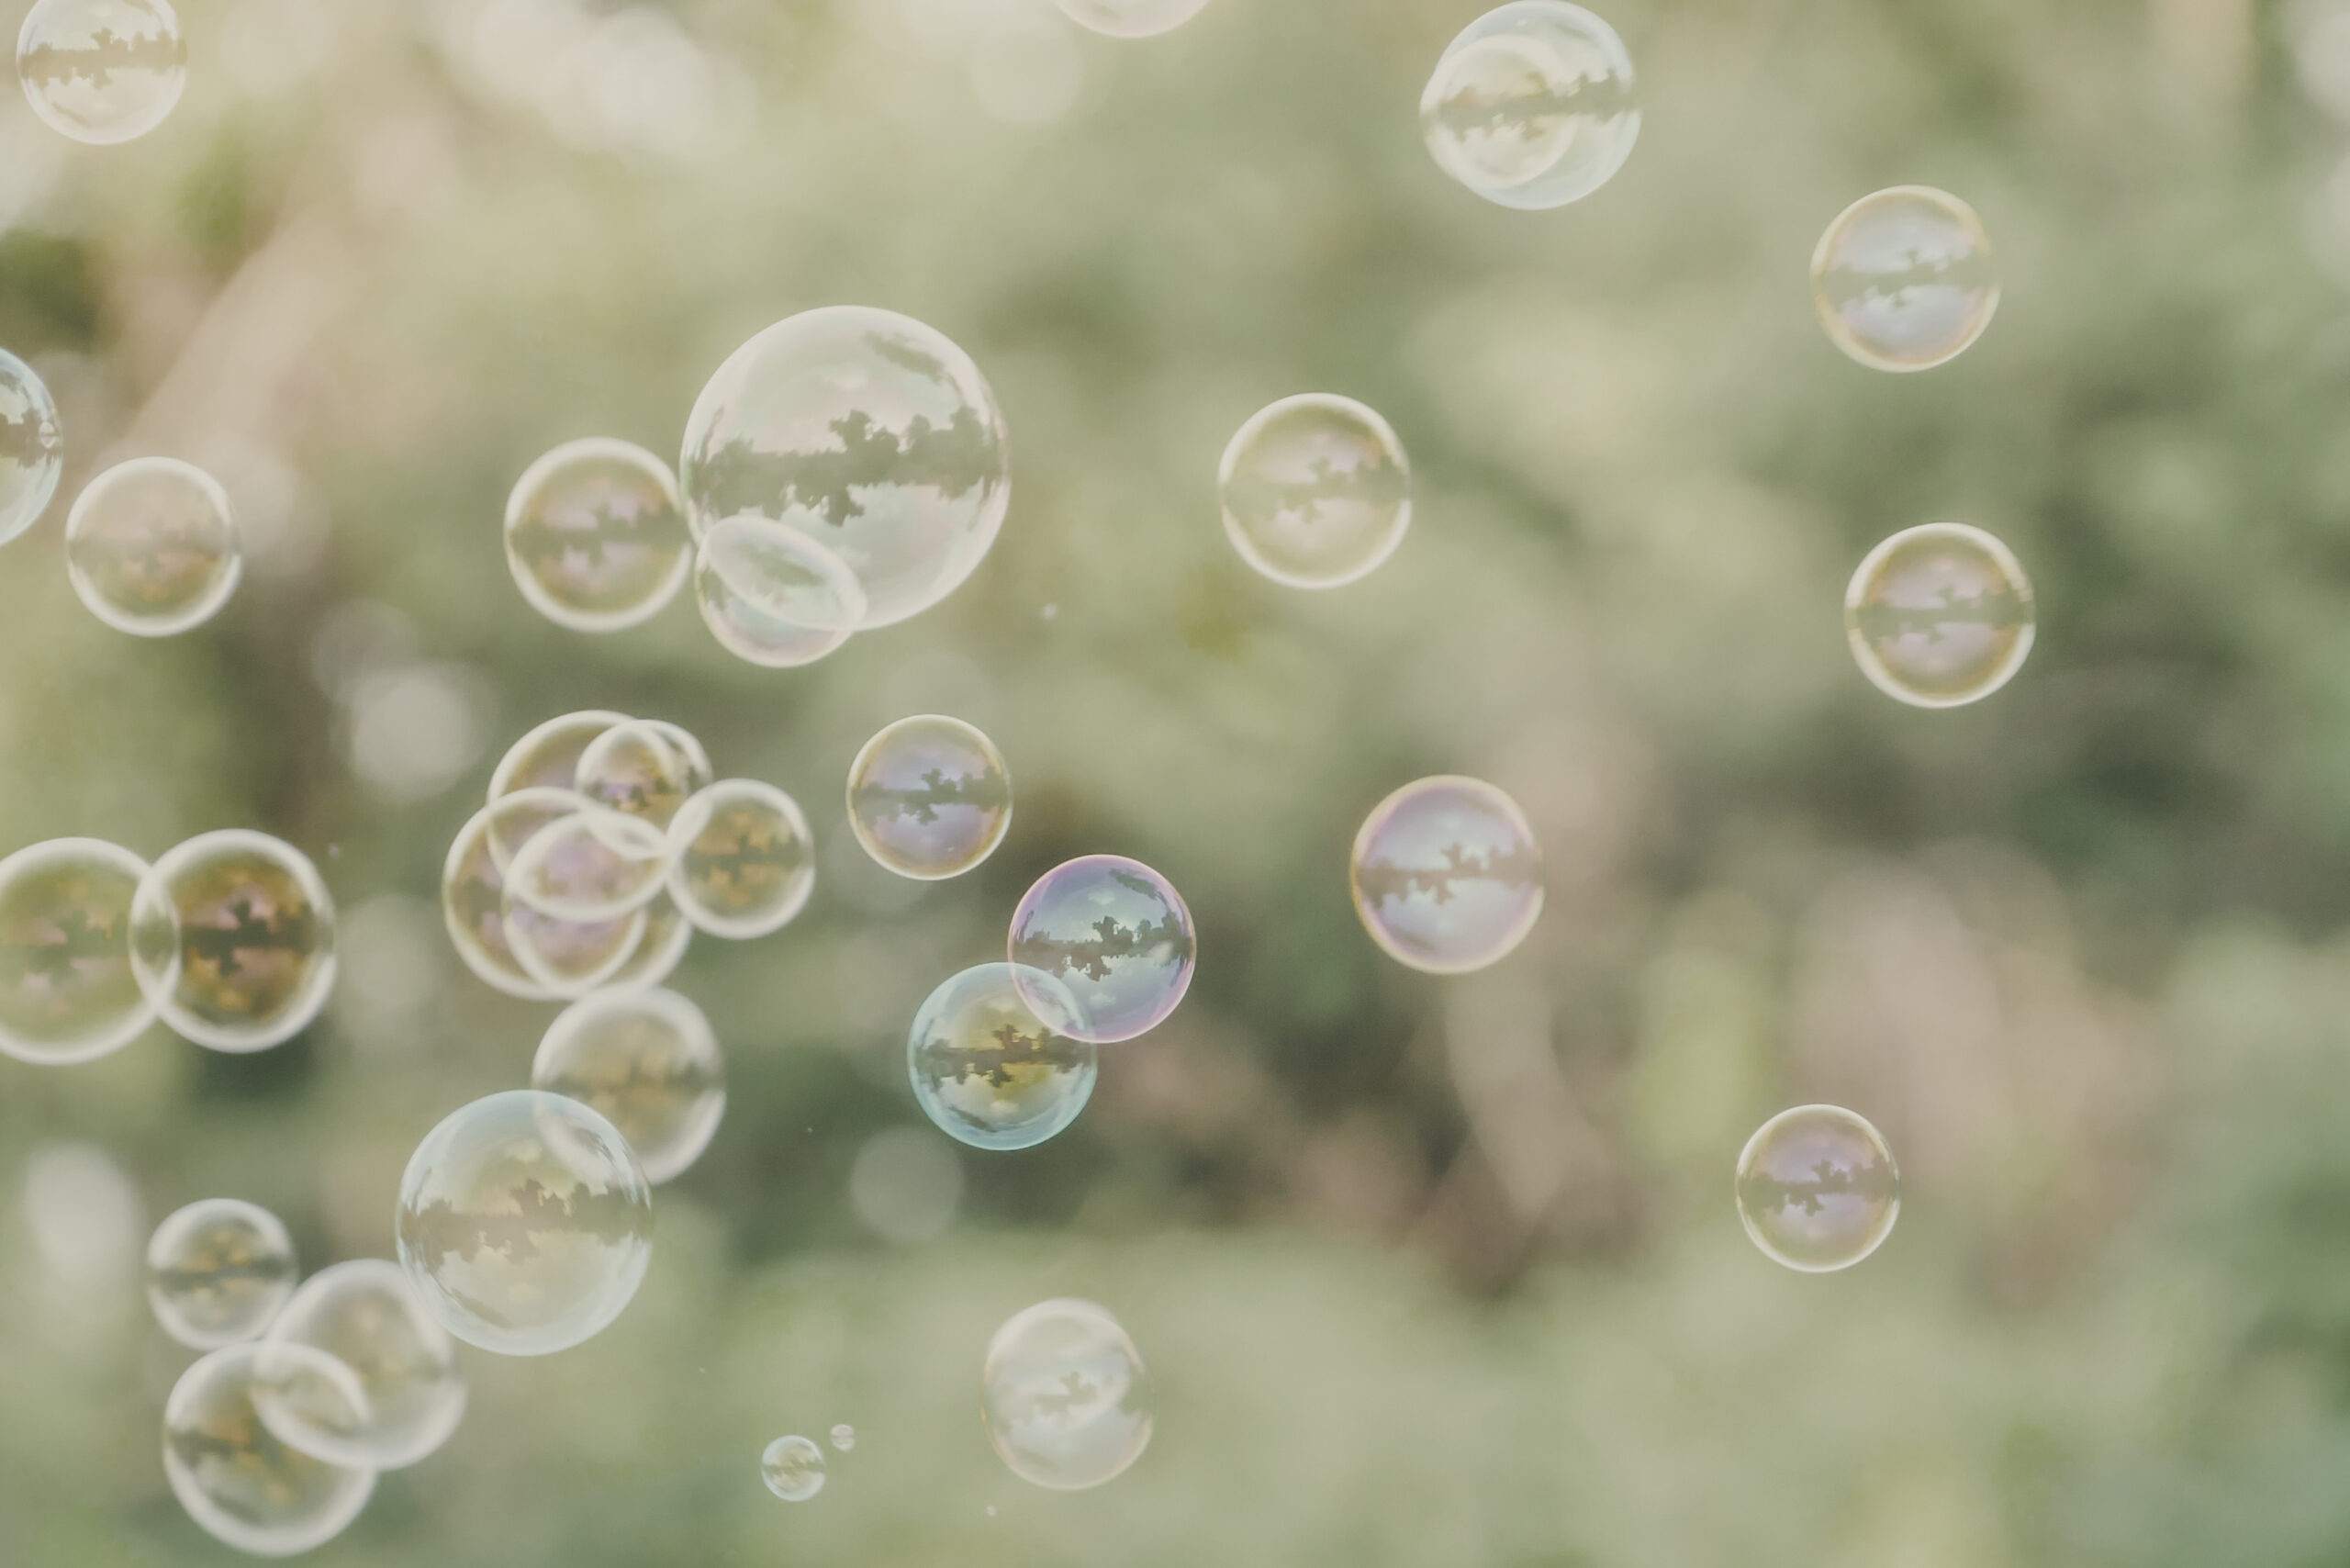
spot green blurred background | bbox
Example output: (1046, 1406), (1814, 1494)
(3, 0), (2347, 1560)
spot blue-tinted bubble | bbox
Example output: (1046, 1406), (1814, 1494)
(981, 1299), (1153, 1491)
(17, 0), (186, 146)
(909, 964), (1095, 1152)
(0, 836), (151, 1065)
(847, 714), (1012, 880)
(761, 1434), (825, 1501)
(1008, 855), (1194, 1044)
(65, 456), (241, 636)
(1420, 3), (1639, 210)
(504, 438), (691, 633)
(145, 1197), (298, 1350)
(163, 1343), (375, 1558)
(0, 349), (61, 545)
(1735, 1104), (1900, 1272)
(1350, 776), (1542, 974)
(129, 830), (337, 1052)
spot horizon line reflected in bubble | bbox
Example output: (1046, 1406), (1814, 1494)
(846, 714), (1013, 881)
(1350, 775), (1543, 975)
(1420, 1), (1639, 210)
(981, 1298), (1153, 1491)
(1008, 856), (1194, 1045)
(1843, 521), (2034, 708)
(1735, 1103), (1900, 1272)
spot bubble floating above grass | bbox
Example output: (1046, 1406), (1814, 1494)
(395, 1090), (654, 1357)
(909, 964), (1096, 1151)
(0, 349), (62, 545)
(847, 714), (1012, 880)
(503, 438), (692, 633)
(0, 836), (152, 1065)
(1811, 186), (1998, 372)
(129, 831), (337, 1051)
(982, 1298), (1153, 1491)
(1350, 777), (1543, 974)
(145, 1197), (298, 1350)
(1844, 522), (2034, 707)
(255, 1259), (467, 1471)
(1218, 394), (1411, 589)
(64, 456), (241, 636)
(1735, 1104), (1900, 1272)
(666, 778), (815, 939)
(163, 1342), (375, 1557)
(1009, 856), (1194, 1044)
(1420, 2), (1639, 210)
(17, 0), (186, 146)
(532, 987), (725, 1184)
(1053, 0), (1212, 37)
(761, 1433), (826, 1501)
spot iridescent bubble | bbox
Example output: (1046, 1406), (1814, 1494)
(1008, 856), (1193, 1044)
(1811, 186), (1998, 373)
(129, 831), (337, 1052)
(638, 721), (714, 798)
(394, 1090), (655, 1357)
(162, 1343), (375, 1558)
(64, 456), (241, 636)
(1053, 0), (1211, 37)
(0, 348), (62, 545)
(532, 987), (725, 1184)
(847, 714), (1012, 880)
(1350, 776), (1543, 975)
(502, 886), (648, 999)
(504, 812), (668, 924)
(480, 785), (589, 876)
(487, 710), (629, 801)
(575, 719), (698, 840)
(1735, 1104), (1900, 1272)
(908, 964), (1095, 1152)
(1420, 3), (1639, 210)
(254, 1259), (466, 1471)
(504, 438), (691, 633)
(17, 0), (186, 146)
(1218, 394), (1411, 589)
(1844, 522), (2035, 708)
(145, 1197), (298, 1350)
(0, 836), (152, 1065)
(981, 1298), (1153, 1491)
(692, 511), (866, 668)
(665, 779), (815, 939)
(761, 1434), (825, 1501)
(678, 306), (1009, 629)
(442, 802), (559, 1002)
(830, 1424), (856, 1452)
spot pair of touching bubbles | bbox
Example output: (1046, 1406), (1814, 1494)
(759, 1425), (856, 1503)
(0, 828), (335, 1065)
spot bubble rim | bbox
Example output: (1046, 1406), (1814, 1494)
(1841, 520), (2036, 709)
(845, 713), (1014, 881)
(1348, 774), (1546, 975)
(1809, 184), (2000, 374)
(1732, 1102), (1903, 1274)
(129, 828), (338, 1053)
(63, 454), (243, 638)
(0, 834), (155, 1065)
(501, 436), (691, 635)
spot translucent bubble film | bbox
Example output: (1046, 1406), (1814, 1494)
(0, 836), (151, 1065)
(1008, 856), (1195, 1044)
(1843, 521), (2035, 708)
(1811, 185), (1999, 373)
(981, 1298), (1155, 1491)
(846, 714), (1013, 880)
(1420, 3), (1639, 210)
(1734, 1105), (1901, 1273)
(908, 963), (1097, 1151)
(1349, 776), (1543, 975)
(63, 456), (241, 637)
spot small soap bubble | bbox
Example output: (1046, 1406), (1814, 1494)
(129, 830), (337, 1052)
(909, 964), (1096, 1151)
(480, 785), (588, 876)
(847, 714), (1013, 880)
(1811, 186), (1998, 373)
(693, 512), (867, 668)
(1009, 856), (1193, 1044)
(0, 836), (152, 1065)
(255, 1259), (467, 1471)
(1218, 394), (1410, 589)
(488, 710), (630, 801)
(666, 779), (815, 939)
(64, 456), (241, 636)
(982, 1298), (1153, 1491)
(1351, 776), (1543, 974)
(576, 720), (698, 838)
(1053, 0), (1211, 37)
(679, 306), (1009, 629)
(532, 987), (725, 1184)
(761, 1433), (826, 1501)
(502, 885), (649, 998)
(17, 0), (186, 146)
(1735, 1104), (1900, 1272)
(163, 1343), (375, 1557)
(395, 1090), (655, 1357)
(1420, 2), (1639, 210)
(442, 803), (559, 1001)
(0, 348), (62, 545)
(505, 812), (669, 924)
(1844, 522), (2034, 708)
(145, 1197), (298, 1350)
(830, 1423), (856, 1452)
(504, 437), (692, 633)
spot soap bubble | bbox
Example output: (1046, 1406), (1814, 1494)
(1218, 394), (1411, 589)
(17, 0), (186, 146)
(442, 803), (559, 1001)
(1811, 186), (1998, 373)
(638, 720), (714, 798)
(1054, 0), (1211, 37)
(981, 1298), (1153, 1491)
(830, 1423), (856, 1451)
(480, 785), (591, 876)
(575, 719), (698, 839)
(761, 1433), (825, 1501)
(1844, 522), (2034, 708)
(693, 511), (867, 667)
(502, 887), (649, 998)
(847, 714), (1013, 880)
(162, 1343), (375, 1557)
(503, 437), (692, 633)
(909, 964), (1095, 1151)
(0, 836), (152, 1065)
(1420, 2), (1639, 210)
(395, 1090), (655, 1357)
(678, 306), (1009, 629)
(666, 779), (815, 939)
(255, 1259), (466, 1471)
(488, 710), (629, 801)
(601, 891), (693, 991)
(505, 812), (668, 924)
(129, 830), (337, 1051)
(1350, 776), (1543, 974)
(64, 456), (241, 636)
(145, 1197), (298, 1350)
(1735, 1104), (1900, 1272)
(1009, 856), (1193, 1043)
(0, 348), (62, 545)
(532, 987), (725, 1184)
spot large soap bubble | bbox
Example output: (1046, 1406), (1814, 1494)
(1218, 394), (1411, 589)
(0, 348), (61, 544)
(1811, 186), (1998, 373)
(64, 456), (241, 636)
(255, 1259), (467, 1471)
(908, 964), (1095, 1151)
(1420, 3), (1639, 210)
(1350, 777), (1543, 974)
(1844, 521), (2035, 708)
(395, 1090), (655, 1357)
(532, 987), (726, 1184)
(162, 1342), (375, 1557)
(847, 714), (1013, 880)
(665, 779), (815, 939)
(679, 306), (1009, 629)
(982, 1298), (1153, 1490)
(504, 437), (692, 633)
(1735, 1104), (1900, 1272)
(0, 836), (152, 1065)
(1008, 855), (1194, 1044)
(16, 0), (186, 146)
(145, 1197), (299, 1350)
(129, 831), (337, 1051)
